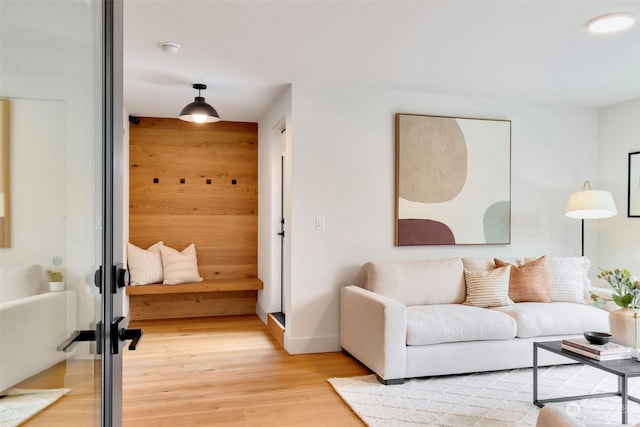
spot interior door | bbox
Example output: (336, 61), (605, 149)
(0, 1), (130, 425)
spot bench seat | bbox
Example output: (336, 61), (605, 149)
(126, 278), (263, 320)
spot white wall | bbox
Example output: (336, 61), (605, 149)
(598, 97), (640, 273)
(281, 83), (600, 353)
(0, 99), (67, 298)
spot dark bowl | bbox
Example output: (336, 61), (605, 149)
(584, 331), (612, 345)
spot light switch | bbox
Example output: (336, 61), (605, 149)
(316, 216), (325, 230)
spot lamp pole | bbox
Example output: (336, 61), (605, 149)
(581, 219), (585, 257)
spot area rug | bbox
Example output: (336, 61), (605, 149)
(329, 364), (640, 426)
(0, 388), (70, 427)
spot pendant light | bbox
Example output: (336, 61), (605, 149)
(179, 83), (220, 123)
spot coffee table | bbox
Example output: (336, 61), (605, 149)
(534, 340), (640, 424)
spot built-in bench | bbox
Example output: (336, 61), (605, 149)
(126, 278), (263, 321)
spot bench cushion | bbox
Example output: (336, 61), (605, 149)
(406, 304), (517, 346)
(492, 302), (609, 338)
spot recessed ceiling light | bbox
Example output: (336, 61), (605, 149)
(587, 12), (636, 33)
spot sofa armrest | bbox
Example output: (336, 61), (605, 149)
(340, 285), (407, 383)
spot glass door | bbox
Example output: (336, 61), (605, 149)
(0, 0), (127, 425)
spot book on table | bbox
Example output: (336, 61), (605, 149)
(561, 338), (632, 360)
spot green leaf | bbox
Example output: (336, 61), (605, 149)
(612, 293), (635, 307)
(622, 293), (634, 307)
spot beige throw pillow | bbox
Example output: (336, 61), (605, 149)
(127, 241), (164, 285)
(495, 255), (551, 303)
(161, 243), (203, 285)
(463, 266), (513, 308)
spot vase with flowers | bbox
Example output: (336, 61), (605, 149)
(595, 268), (640, 348)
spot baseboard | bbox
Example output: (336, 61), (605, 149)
(267, 313), (285, 348)
(256, 303), (268, 324)
(284, 334), (341, 355)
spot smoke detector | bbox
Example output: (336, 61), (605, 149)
(160, 42), (180, 54)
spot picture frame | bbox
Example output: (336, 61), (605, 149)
(395, 113), (511, 246)
(0, 99), (9, 248)
(628, 151), (640, 217)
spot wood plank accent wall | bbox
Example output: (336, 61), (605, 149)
(128, 118), (258, 318)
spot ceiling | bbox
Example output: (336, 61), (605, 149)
(123, 0), (640, 123)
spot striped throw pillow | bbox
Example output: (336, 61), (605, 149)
(463, 266), (513, 308)
(161, 243), (203, 285)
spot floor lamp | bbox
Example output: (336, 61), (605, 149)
(565, 180), (617, 256)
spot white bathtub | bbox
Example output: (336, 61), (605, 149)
(0, 291), (77, 392)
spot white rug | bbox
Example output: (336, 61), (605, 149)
(329, 365), (640, 426)
(0, 388), (70, 427)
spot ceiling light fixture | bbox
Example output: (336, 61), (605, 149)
(587, 12), (636, 33)
(179, 83), (220, 123)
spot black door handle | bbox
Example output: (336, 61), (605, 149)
(57, 330), (96, 352)
(111, 316), (143, 353)
(120, 328), (143, 350)
(58, 323), (103, 354)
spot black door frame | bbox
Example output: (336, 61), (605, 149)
(101, 0), (124, 425)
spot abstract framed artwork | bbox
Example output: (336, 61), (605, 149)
(395, 113), (511, 246)
(627, 151), (640, 217)
(0, 99), (8, 248)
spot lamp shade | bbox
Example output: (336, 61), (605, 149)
(178, 83), (220, 123)
(179, 98), (220, 123)
(565, 184), (617, 219)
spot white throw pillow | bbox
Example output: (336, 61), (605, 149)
(463, 266), (513, 308)
(161, 243), (203, 285)
(543, 256), (591, 304)
(127, 241), (164, 285)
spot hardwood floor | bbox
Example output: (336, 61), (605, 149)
(122, 315), (369, 426)
(12, 359), (100, 426)
(12, 315), (366, 426)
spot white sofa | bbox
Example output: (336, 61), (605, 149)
(340, 256), (611, 384)
(0, 266), (77, 392)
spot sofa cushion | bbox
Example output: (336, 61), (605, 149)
(359, 258), (465, 306)
(463, 266), (514, 307)
(495, 256), (551, 303)
(492, 302), (609, 338)
(406, 304), (517, 345)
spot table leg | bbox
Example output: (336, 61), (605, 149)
(533, 343), (539, 405)
(622, 375), (628, 424)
